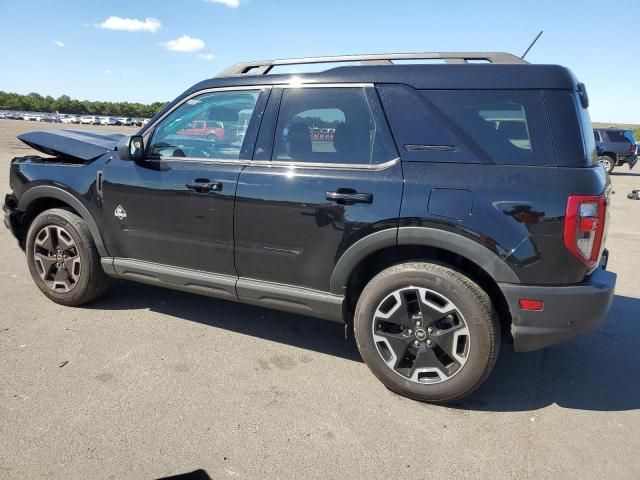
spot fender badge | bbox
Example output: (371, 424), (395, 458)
(114, 205), (127, 220)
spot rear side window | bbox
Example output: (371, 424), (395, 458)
(272, 88), (394, 165)
(607, 130), (634, 143)
(422, 90), (554, 166)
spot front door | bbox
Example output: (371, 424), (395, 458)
(234, 85), (403, 292)
(101, 87), (269, 276)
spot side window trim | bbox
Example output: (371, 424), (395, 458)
(143, 86), (271, 163)
(366, 86), (399, 161)
(257, 85), (397, 167)
(253, 88), (283, 161)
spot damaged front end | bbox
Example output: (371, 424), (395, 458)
(17, 129), (126, 162)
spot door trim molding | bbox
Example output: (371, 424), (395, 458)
(101, 258), (344, 323)
(107, 258), (238, 301)
(236, 278), (343, 322)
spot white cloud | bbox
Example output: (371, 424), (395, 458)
(96, 16), (162, 33)
(197, 53), (216, 61)
(162, 35), (205, 53)
(205, 0), (241, 7)
(53, 40), (65, 48)
(103, 70), (112, 74)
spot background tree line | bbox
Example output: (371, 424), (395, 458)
(0, 91), (167, 118)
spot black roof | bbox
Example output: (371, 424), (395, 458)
(185, 64), (578, 94)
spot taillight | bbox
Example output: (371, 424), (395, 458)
(564, 195), (606, 269)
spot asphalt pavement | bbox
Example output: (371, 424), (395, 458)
(0, 119), (639, 479)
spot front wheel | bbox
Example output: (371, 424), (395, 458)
(25, 208), (111, 306)
(598, 155), (615, 174)
(354, 262), (500, 403)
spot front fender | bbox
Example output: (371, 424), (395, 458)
(17, 185), (108, 257)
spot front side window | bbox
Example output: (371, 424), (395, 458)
(149, 90), (261, 160)
(272, 88), (391, 165)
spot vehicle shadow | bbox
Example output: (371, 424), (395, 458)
(92, 283), (639, 412)
(92, 280), (362, 363)
(157, 470), (211, 480)
(457, 294), (640, 412)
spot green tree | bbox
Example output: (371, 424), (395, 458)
(0, 90), (167, 118)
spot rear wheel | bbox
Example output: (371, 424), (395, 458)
(25, 208), (111, 306)
(598, 155), (614, 174)
(354, 262), (499, 403)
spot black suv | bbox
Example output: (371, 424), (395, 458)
(3, 52), (617, 403)
(593, 127), (638, 173)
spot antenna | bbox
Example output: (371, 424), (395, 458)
(521, 30), (543, 60)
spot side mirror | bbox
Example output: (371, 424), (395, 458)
(117, 135), (145, 162)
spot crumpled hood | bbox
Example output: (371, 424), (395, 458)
(18, 129), (127, 161)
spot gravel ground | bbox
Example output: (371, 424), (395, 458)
(0, 119), (639, 480)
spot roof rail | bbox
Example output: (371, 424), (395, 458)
(217, 52), (527, 77)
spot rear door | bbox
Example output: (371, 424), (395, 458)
(101, 87), (269, 277)
(234, 85), (403, 293)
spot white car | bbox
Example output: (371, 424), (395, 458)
(80, 116), (98, 125)
(117, 117), (133, 126)
(60, 116), (76, 124)
(101, 116), (119, 126)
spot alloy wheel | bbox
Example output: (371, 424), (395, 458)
(372, 287), (471, 384)
(598, 157), (611, 172)
(32, 225), (81, 292)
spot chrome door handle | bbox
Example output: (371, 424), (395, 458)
(326, 190), (373, 205)
(186, 180), (223, 193)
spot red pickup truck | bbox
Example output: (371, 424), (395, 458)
(177, 120), (225, 141)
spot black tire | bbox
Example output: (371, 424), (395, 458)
(598, 155), (615, 174)
(354, 262), (500, 403)
(25, 208), (111, 306)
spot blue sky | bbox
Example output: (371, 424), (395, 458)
(0, 0), (638, 123)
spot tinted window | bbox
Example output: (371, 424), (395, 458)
(606, 130), (633, 143)
(149, 90), (261, 160)
(272, 88), (392, 165)
(423, 90), (554, 166)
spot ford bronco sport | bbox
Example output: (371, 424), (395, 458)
(3, 52), (616, 403)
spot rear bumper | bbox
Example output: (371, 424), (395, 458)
(499, 255), (616, 352)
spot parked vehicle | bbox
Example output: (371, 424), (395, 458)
(593, 128), (638, 173)
(80, 116), (99, 125)
(100, 117), (120, 126)
(2, 52), (616, 403)
(176, 119), (225, 141)
(60, 115), (79, 124)
(117, 117), (133, 126)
